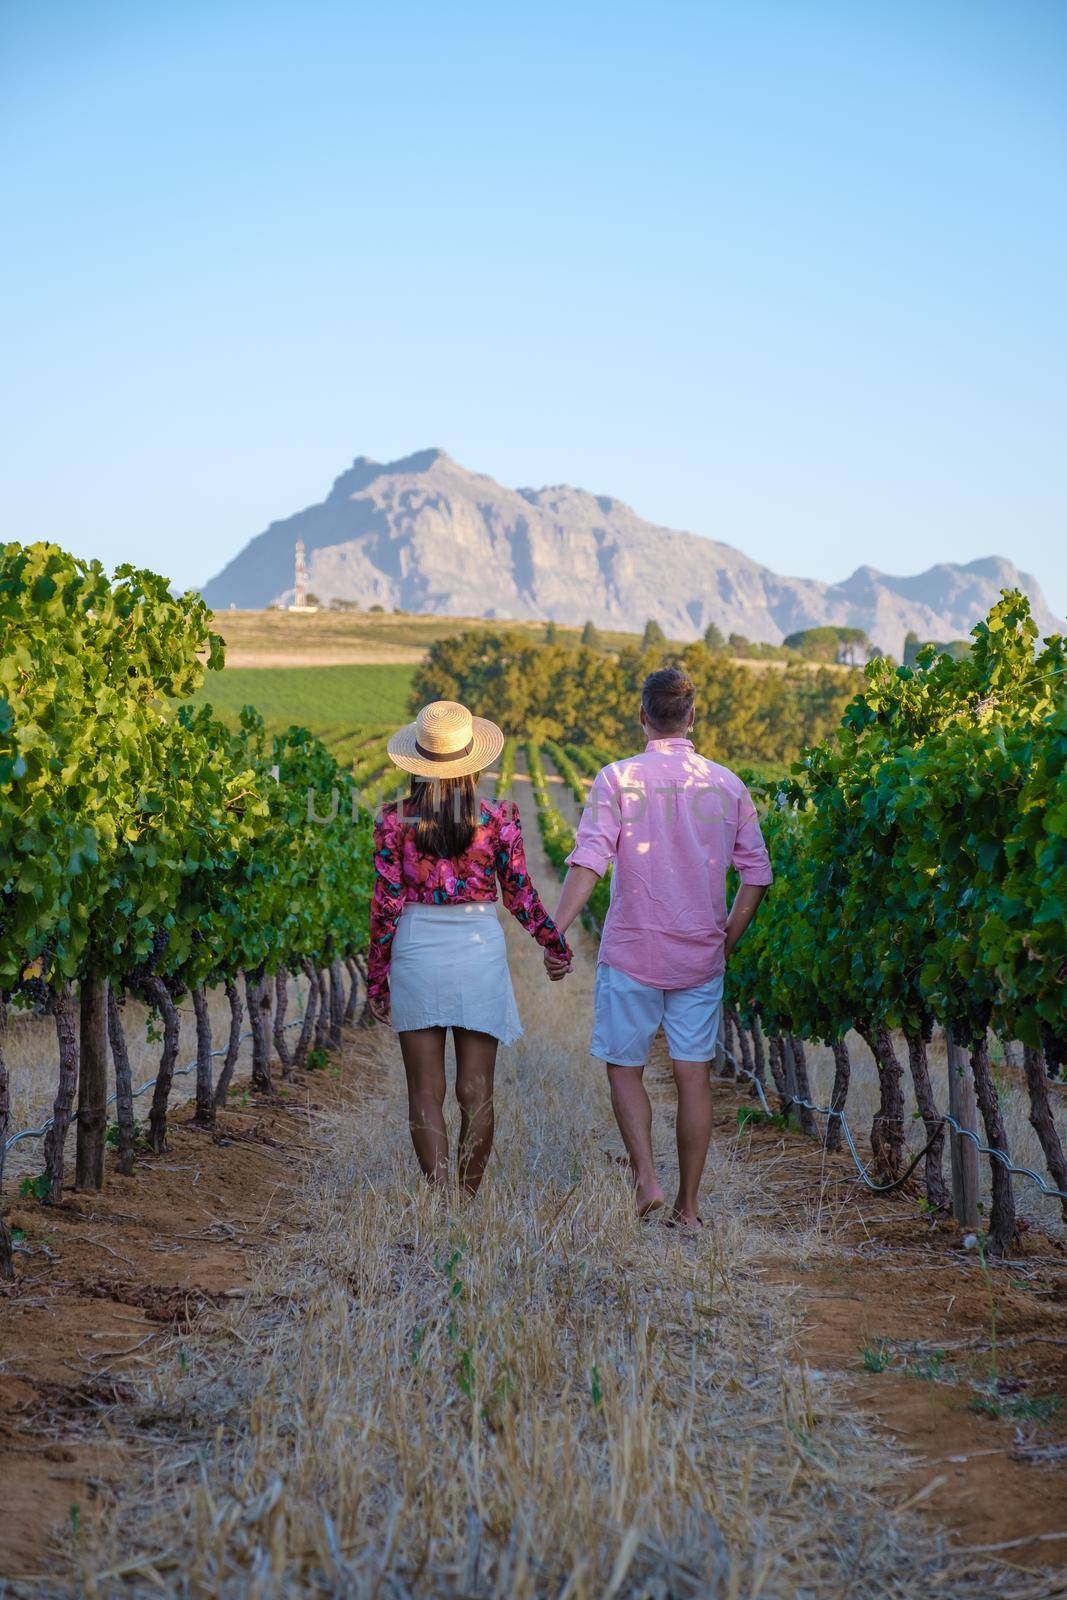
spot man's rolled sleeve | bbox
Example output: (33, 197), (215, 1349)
(565, 767), (619, 879)
(732, 789), (774, 886)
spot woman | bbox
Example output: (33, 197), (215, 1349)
(368, 700), (573, 1194)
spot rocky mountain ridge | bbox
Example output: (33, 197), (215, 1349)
(200, 449), (1061, 657)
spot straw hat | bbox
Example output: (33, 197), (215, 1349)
(387, 700), (504, 779)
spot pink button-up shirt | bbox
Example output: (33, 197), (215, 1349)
(565, 738), (773, 990)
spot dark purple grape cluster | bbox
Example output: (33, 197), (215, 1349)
(15, 937), (55, 1011)
(972, 999), (994, 1037)
(126, 926), (171, 989)
(1042, 1028), (1065, 1080)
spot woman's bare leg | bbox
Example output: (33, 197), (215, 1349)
(400, 1027), (449, 1185)
(453, 1027), (497, 1195)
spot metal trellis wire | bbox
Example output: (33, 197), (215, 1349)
(725, 1047), (1067, 1204)
(4, 1004), (308, 1155)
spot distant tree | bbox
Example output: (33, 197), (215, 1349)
(411, 627), (862, 764)
(368, 603), (385, 614)
(328, 597), (359, 611)
(728, 632), (751, 655)
(703, 621), (725, 650)
(581, 619), (602, 648)
(545, 620), (559, 643)
(902, 630), (922, 668)
(304, 593), (321, 608)
(642, 619), (667, 650)
(835, 627), (871, 666)
(782, 625), (871, 665)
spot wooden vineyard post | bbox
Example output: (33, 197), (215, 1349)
(946, 1037), (980, 1230)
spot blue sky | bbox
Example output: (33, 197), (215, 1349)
(2, 0), (1065, 614)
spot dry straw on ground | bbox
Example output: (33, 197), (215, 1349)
(52, 910), (1055, 1600)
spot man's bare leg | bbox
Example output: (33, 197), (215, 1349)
(671, 1059), (713, 1225)
(606, 1064), (664, 1216)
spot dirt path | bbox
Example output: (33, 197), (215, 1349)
(701, 1082), (1067, 1562)
(536, 747), (584, 830)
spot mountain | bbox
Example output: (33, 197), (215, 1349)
(199, 449), (1062, 657)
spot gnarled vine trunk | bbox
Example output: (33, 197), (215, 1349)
(329, 957), (345, 1051)
(858, 1022), (906, 1184)
(274, 967), (295, 1079)
(42, 981), (78, 1203)
(970, 1036), (1016, 1256)
(730, 1018), (757, 1099)
(1022, 1045), (1067, 1222)
(313, 968), (331, 1052)
(0, 998), (13, 1279)
(751, 1013), (768, 1087)
(146, 977), (181, 1155)
(344, 957), (362, 1025)
(191, 985), (215, 1127)
(787, 1036), (817, 1137)
(824, 1037), (851, 1153)
(353, 953), (374, 1029)
(245, 970), (274, 1094)
(767, 1033), (788, 1113)
(730, 1011), (752, 1076)
(213, 979), (244, 1108)
(903, 1030), (948, 1210)
(716, 1009), (734, 1079)
(75, 975), (109, 1191)
(295, 959), (320, 1069)
(107, 987), (137, 1174)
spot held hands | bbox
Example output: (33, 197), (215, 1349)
(544, 948), (573, 983)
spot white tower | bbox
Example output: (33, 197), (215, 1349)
(288, 538), (319, 612)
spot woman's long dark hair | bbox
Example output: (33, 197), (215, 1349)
(407, 774), (480, 858)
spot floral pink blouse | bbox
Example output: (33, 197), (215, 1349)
(368, 798), (572, 1009)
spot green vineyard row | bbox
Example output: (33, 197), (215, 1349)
(520, 594), (1066, 1255)
(0, 543), (375, 1272)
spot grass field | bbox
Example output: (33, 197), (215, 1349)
(207, 608), (850, 672)
(210, 608), (653, 663)
(192, 661), (416, 731)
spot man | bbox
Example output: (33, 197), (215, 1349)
(546, 666), (772, 1226)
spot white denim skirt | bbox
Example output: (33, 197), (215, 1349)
(390, 902), (522, 1044)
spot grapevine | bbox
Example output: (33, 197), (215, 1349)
(0, 541), (376, 1237)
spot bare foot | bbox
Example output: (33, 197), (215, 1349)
(636, 1179), (665, 1218)
(666, 1208), (704, 1230)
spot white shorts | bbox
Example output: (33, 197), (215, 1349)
(591, 963), (725, 1067)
